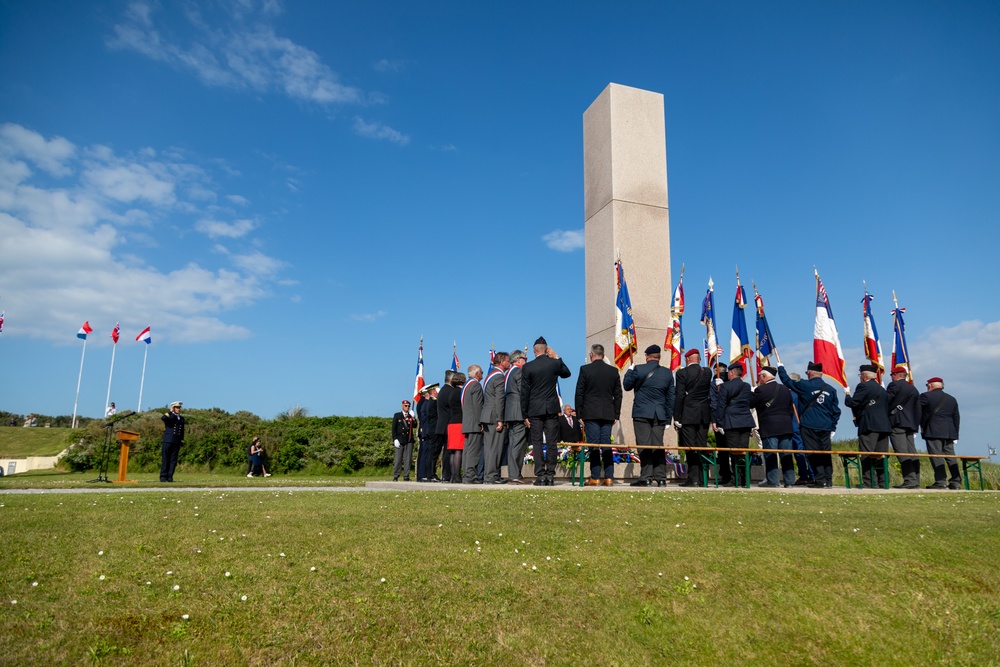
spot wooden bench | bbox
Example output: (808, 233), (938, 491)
(557, 443), (988, 490)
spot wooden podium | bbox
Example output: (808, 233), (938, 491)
(114, 430), (140, 484)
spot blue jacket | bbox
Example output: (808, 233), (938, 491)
(714, 378), (755, 429)
(777, 366), (841, 432)
(623, 361), (675, 421)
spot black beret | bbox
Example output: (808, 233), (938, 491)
(644, 344), (661, 355)
(534, 336), (547, 346)
(860, 364), (878, 374)
(807, 362), (823, 373)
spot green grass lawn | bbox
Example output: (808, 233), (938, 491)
(0, 427), (72, 457)
(1, 489), (997, 666)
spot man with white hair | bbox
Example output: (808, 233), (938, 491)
(750, 366), (796, 487)
(503, 350), (529, 483)
(845, 364), (892, 489)
(919, 377), (961, 489)
(461, 364), (485, 484)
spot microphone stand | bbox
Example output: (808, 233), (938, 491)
(89, 411), (136, 483)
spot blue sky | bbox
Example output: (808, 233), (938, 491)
(1, 1), (997, 455)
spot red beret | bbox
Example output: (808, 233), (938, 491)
(684, 348), (701, 358)
(891, 366), (908, 375)
(926, 377), (943, 384)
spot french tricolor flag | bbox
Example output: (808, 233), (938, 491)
(77, 321), (93, 340)
(813, 271), (847, 388)
(136, 326), (152, 344)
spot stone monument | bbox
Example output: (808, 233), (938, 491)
(583, 83), (673, 449)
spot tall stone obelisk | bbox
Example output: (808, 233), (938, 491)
(583, 83), (672, 447)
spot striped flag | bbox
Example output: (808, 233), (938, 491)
(486, 343), (496, 375)
(110, 322), (120, 344)
(891, 294), (912, 383)
(700, 278), (722, 365)
(861, 291), (885, 382)
(664, 273), (685, 371)
(613, 258), (638, 369)
(729, 278), (752, 377)
(412, 339), (425, 403)
(136, 326), (152, 344)
(77, 321), (93, 340)
(451, 342), (460, 372)
(813, 270), (848, 388)
(754, 284), (776, 376)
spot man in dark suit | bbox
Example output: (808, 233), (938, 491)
(416, 384), (440, 482)
(707, 361), (733, 484)
(919, 377), (961, 489)
(481, 353), (509, 484)
(887, 366), (921, 489)
(750, 367), (796, 487)
(558, 405), (583, 443)
(391, 399), (417, 481)
(461, 365), (485, 484)
(574, 343), (623, 486)
(504, 350), (529, 483)
(520, 336), (572, 486)
(674, 349), (713, 486)
(713, 364), (756, 486)
(623, 345), (675, 486)
(845, 364), (893, 489)
(160, 401), (185, 482)
(436, 370), (456, 482)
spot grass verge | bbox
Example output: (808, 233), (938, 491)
(0, 427), (72, 457)
(1, 489), (998, 665)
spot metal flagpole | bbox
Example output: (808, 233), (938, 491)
(105, 340), (117, 416)
(72, 338), (87, 429)
(137, 343), (148, 413)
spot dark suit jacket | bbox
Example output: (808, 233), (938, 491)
(750, 380), (794, 438)
(886, 379), (921, 431)
(623, 361), (675, 421)
(845, 380), (892, 434)
(559, 414), (583, 443)
(520, 354), (572, 418)
(461, 379), (484, 434)
(574, 358), (622, 422)
(161, 412), (185, 444)
(391, 411), (416, 444)
(674, 364), (712, 425)
(503, 366), (524, 421)
(435, 384), (455, 435)
(418, 396), (438, 437)
(919, 389), (960, 440)
(714, 378), (755, 429)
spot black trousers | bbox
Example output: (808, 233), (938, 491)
(529, 415), (560, 480)
(801, 427), (832, 485)
(679, 423), (708, 485)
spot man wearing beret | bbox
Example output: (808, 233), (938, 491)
(520, 337), (572, 486)
(674, 349), (713, 486)
(708, 361), (734, 485)
(845, 364), (892, 489)
(624, 345), (675, 486)
(160, 401), (185, 483)
(750, 366), (796, 487)
(886, 367), (922, 489)
(919, 377), (961, 489)
(575, 343), (623, 486)
(778, 362), (841, 488)
(712, 363), (756, 486)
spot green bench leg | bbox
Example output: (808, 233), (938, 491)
(699, 452), (718, 488)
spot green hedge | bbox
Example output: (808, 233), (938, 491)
(60, 408), (393, 474)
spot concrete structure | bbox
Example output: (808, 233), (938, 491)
(583, 83), (673, 448)
(0, 450), (67, 476)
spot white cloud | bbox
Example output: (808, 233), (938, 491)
(350, 309), (387, 322)
(543, 229), (585, 252)
(373, 59), (405, 74)
(0, 123), (285, 344)
(195, 218), (257, 239)
(226, 194), (249, 206)
(352, 118), (410, 146)
(108, 1), (362, 106)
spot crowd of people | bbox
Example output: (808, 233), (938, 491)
(397, 338), (963, 490)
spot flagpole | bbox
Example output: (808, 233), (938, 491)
(137, 342), (148, 413)
(72, 338), (87, 429)
(105, 341), (117, 416)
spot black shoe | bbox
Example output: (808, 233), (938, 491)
(470, 479), (483, 485)
(392, 477), (399, 482)
(794, 478), (813, 486)
(533, 479), (546, 486)
(680, 480), (696, 487)
(630, 480), (649, 487)
(925, 483), (948, 489)
(807, 482), (832, 489)
(656, 480), (666, 487)
(948, 483), (962, 490)
(545, 479), (554, 486)
(758, 482), (780, 488)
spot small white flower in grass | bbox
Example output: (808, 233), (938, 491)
(684, 576), (689, 581)
(738, 521), (742, 525)
(224, 572), (231, 578)
(380, 578), (386, 583)
(98, 550), (104, 556)
(514, 548), (519, 553)
(475, 541), (479, 545)
(577, 564), (581, 567)
(194, 514), (199, 517)
(522, 562), (527, 567)
(173, 585), (180, 591)
(438, 524), (443, 528)
(279, 553), (285, 558)
(241, 595), (248, 601)
(531, 565), (537, 571)
(98, 575), (105, 581)
(10, 600), (15, 605)
(146, 582), (151, 586)
(181, 614), (189, 621)
(167, 571), (173, 576)
(853, 528), (859, 533)
(658, 573), (663, 577)
(675, 524), (680, 528)
(498, 533), (502, 537)
(546, 557), (551, 561)
(31, 582), (38, 587)
(310, 567), (317, 572)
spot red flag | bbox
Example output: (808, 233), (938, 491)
(110, 323), (120, 344)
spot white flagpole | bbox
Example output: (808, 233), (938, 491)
(72, 338), (87, 429)
(104, 341), (117, 417)
(137, 343), (148, 413)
